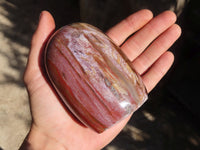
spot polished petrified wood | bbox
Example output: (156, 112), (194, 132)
(45, 23), (148, 133)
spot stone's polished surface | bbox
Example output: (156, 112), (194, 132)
(45, 23), (148, 133)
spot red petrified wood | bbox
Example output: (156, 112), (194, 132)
(45, 23), (148, 133)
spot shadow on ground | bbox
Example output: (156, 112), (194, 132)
(103, 87), (200, 150)
(0, 0), (80, 88)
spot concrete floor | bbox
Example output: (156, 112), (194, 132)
(0, 0), (200, 150)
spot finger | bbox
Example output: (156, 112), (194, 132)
(121, 11), (177, 61)
(28, 11), (55, 71)
(24, 11), (55, 85)
(106, 9), (153, 46)
(132, 24), (181, 75)
(142, 51), (174, 93)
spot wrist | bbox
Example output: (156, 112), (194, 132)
(19, 125), (66, 150)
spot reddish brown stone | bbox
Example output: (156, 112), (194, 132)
(45, 23), (148, 133)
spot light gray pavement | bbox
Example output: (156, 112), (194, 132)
(0, 1), (35, 149)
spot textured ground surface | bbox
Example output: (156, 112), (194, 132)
(0, 0), (200, 150)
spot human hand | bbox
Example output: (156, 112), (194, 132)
(21, 10), (181, 150)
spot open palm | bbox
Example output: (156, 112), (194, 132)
(22, 10), (181, 150)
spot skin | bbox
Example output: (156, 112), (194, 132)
(20, 9), (181, 150)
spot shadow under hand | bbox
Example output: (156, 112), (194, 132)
(104, 87), (200, 150)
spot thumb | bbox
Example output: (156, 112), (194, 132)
(24, 11), (55, 84)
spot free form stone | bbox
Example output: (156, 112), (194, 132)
(45, 23), (148, 133)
